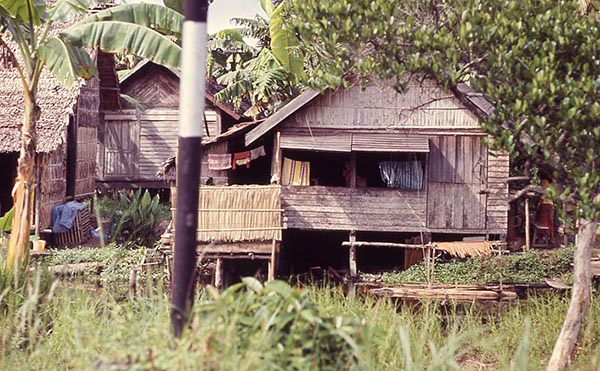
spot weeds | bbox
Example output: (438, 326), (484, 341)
(380, 246), (575, 285)
(1, 278), (599, 370)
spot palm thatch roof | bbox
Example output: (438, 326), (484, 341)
(0, 68), (80, 153)
(0, 30), (81, 154)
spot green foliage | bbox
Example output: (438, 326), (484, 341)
(380, 246), (575, 285)
(209, 0), (304, 117)
(100, 189), (165, 249)
(0, 207), (14, 233)
(4, 281), (600, 369)
(290, 0), (600, 221)
(38, 245), (154, 295)
(195, 278), (361, 369)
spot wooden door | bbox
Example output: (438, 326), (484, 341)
(426, 136), (487, 230)
(104, 120), (139, 178)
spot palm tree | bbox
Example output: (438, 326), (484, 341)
(209, 0), (305, 118)
(0, 0), (182, 274)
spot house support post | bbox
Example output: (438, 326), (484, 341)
(349, 231), (357, 277)
(215, 258), (224, 289)
(525, 197), (530, 250)
(268, 239), (278, 281)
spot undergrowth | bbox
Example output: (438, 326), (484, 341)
(1, 279), (599, 370)
(378, 246), (575, 285)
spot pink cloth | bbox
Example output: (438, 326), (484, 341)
(208, 154), (232, 170)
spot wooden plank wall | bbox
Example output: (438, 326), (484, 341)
(286, 81), (480, 130)
(39, 149), (66, 228)
(426, 135), (487, 231)
(201, 141), (229, 185)
(138, 110), (178, 180)
(102, 109), (217, 182)
(282, 186), (427, 232)
(486, 146), (509, 234)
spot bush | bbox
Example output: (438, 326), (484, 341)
(194, 278), (362, 370)
(96, 189), (169, 248)
(380, 246), (575, 285)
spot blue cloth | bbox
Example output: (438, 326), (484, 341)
(51, 201), (87, 233)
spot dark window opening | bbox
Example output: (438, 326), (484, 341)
(282, 150), (347, 186)
(356, 152), (426, 189)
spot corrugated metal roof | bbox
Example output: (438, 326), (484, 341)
(352, 134), (430, 152)
(280, 133), (352, 152)
(245, 89), (320, 146)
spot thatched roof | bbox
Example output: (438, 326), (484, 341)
(0, 34), (81, 154)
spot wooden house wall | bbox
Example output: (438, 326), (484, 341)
(486, 147), (509, 234)
(39, 148), (66, 228)
(426, 135), (488, 231)
(121, 63), (179, 109)
(273, 81), (509, 236)
(201, 141), (229, 185)
(74, 77), (99, 198)
(282, 186), (426, 232)
(286, 81), (480, 131)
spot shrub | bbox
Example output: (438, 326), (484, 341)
(381, 246), (575, 285)
(98, 189), (167, 248)
(194, 278), (362, 370)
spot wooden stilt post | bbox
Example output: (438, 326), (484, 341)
(525, 197), (530, 250)
(215, 258), (224, 289)
(268, 238), (277, 281)
(349, 231), (357, 277)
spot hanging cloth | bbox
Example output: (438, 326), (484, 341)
(250, 145), (266, 160)
(208, 154), (232, 170)
(233, 151), (251, 169)
(378, 160), (423, 189)
(281, 157), (310, 186)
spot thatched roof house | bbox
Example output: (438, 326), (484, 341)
(0, 50), (115, 231)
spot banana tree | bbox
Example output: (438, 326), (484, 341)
(0, 0), (182, 275)
(210, 0), (305, 118)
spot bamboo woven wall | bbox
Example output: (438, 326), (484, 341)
(172, 185), (282, 242)
(39, 149), (67, 228)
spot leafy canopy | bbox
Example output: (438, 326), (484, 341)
(289, 0), (600, 220)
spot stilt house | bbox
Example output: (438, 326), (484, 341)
(174, 78), (510, 279)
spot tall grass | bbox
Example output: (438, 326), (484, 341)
(1, 279), (599, 370)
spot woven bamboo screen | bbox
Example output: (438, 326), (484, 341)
(172, 185), (282, 242)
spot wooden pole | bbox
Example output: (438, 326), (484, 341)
(349, 231), (357, 277)
(525, 197), (530, 250)
(171, 0), (209, 338)
(268, 238), (276, 281)
(215, 258), (224, 289)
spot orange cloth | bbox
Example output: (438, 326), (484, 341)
(232, 151), (251, 169)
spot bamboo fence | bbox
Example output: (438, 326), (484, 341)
(171, 185), (282, 242)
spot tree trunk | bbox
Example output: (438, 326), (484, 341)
(5, 92), (37, 275)
(547, 219), (597, 371)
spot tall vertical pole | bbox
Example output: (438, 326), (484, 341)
(171, 0), (209, 338)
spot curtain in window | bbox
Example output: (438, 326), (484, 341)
(378, 160), (424, 189)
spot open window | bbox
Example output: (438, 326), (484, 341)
(279, 133), (429, 189)
(356, 152), (426, 189)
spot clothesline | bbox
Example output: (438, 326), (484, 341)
(208, 145), (266, 171)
